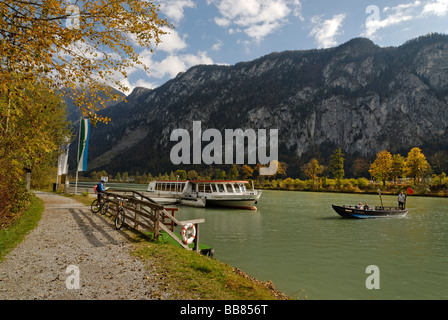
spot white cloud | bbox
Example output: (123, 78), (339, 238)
(363, 1), (421, 39)
(157, 27), (188, 53)
(422, 0), (448, 16)
(309, 14), (346, 49)
(137, 50), (214, 79)
(156, 0), (196, 23)
(207, 0), (303, 42)
(362, 1), (448, 39)
(211, 40), (224, 51)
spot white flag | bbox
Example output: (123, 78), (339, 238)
(57, 138), (70, 176)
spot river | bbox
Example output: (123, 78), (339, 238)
(72, 182), (448, 299)
(172, 190), (448, 300)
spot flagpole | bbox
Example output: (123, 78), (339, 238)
(75, 118), (82, 195)
(378, 189), (384, 208)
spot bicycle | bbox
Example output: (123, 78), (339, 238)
(100, 198), (112, 215)
(91, 194), (107, 214)
(114, 197), (126, 230)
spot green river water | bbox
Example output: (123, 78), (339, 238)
(174, 190), (448, 300)
(75, 183), (448, 299)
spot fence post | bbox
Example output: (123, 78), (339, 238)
(135, 202), (141, 230)
(154, 209), (160, 240)
(193, 223), (200, 253)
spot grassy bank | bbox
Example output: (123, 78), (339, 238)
(132, 238), (291, 300)
(0, 195), (44, 262)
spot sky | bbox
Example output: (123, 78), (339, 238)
(120, 0), (448, 92)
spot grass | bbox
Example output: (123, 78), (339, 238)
(0, 195), (44, 262)
(60, 192), (94, 206)
(131, 236), (291, 300)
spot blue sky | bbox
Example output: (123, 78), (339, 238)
(120, 0), (448, 92)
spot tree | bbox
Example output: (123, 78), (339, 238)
(0, 0), (170, 124)
(352, 158), (370, 178)
(122, 172), (129, 182)
(303, 159), (324, 188)
(406, 148), (430, 183)
(430, 151), (448, 175)
(228, 165), (239, 180)
(241, 165), (254, 179)
(369, 150), (393, 186)
(174, 170), (187, 181)
(187, 170), (198, 180)
(328, 148), (345, 179)
(214, 169), (226, 180)
(0, 82), (70, 223)
(390, 154), (406, 184)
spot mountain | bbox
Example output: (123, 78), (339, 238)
(79, 33), (448, 177)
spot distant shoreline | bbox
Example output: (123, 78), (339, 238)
(256, 186), (448, 198)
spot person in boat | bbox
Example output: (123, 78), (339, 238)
(398, 192), (406, 209)
(356, 202), (364, 210)
(364, 203), (370, 210)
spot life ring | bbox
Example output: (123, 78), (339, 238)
(181, 223), (196, 245)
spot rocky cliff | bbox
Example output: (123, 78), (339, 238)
(82, 34), (448, 177)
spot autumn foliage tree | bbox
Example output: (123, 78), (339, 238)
(0, 82), (70, 226)
(369, 150), (393, 186)
(0, 0), (170, 124)
(0, 0), (170, 225)
(406, 148), (430, 183)
(303, 159), (324, 188)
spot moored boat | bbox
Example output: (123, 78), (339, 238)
(147, 180), (262, 210)
(332, 204), (408, 219)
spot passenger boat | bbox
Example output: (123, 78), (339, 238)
(147, 180), (262, 210)
(332, 205), (409, 219)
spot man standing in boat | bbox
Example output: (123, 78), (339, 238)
(398, 191), (406, 209)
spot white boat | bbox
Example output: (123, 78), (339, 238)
(147, 180), (262, 210)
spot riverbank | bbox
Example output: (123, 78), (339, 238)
(0, 191), (290, 300)
(255, 177), (448, 198)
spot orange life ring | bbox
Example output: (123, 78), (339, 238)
(181, 223), (196, 245)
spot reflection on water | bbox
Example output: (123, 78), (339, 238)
(175, 190), (448, 300)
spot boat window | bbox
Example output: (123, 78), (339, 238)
(236, 184), (242, 193)
(204, 184), (212, 193)
(218, 184), (225, 192)
(226, 184), (234, 193)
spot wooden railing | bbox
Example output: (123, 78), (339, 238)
(103, 190), (205, 252)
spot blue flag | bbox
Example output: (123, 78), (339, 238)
(77, 119), (90, 172)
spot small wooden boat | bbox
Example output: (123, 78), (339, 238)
(332, 205), (409, 219)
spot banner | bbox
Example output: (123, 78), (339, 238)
(57, 140), (70, 176)
(77, 119), (90, 172)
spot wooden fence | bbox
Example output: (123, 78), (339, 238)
(103, 190), (205, 252)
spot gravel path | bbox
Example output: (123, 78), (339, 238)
(0, 191), (170, 300)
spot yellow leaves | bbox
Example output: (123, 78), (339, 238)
(1, 0), (171, 123)
(1, 79), (71, 184)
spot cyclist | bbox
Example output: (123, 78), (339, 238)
(96, 178), (107, 202)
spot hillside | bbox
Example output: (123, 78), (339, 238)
(77, 34), (448, 177)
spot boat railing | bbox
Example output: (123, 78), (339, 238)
(374, 206), (400, 210)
